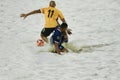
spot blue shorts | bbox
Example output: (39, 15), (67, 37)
(50, 38), (64, 50)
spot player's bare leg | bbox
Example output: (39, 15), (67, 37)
(61, 48), (68, 53)
(41, 34), (48, 43)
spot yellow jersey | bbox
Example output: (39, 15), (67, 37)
(41, 7), (64, 28)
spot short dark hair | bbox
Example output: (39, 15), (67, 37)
(49, 1), (56, 7)
(60, 23), (68, 29)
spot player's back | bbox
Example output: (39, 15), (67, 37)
(41, 7), (64, 28)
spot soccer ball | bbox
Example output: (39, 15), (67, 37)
(36, 39), (44, 46)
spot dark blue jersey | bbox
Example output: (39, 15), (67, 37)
(50, 28), (65, 50)
(51, 28), (64, 45)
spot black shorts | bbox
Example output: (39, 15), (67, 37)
(41, 28), (56, 37)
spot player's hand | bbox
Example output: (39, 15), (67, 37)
(67, 28), (72, 35)
(20, 14), (28, 19)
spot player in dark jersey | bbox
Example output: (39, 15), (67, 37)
(50, 23), (68, 54)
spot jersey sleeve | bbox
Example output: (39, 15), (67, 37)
(58, 10), (64, 20)
(40, 8), (46, 14)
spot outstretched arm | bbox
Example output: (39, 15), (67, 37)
(20, 9), (41, 19)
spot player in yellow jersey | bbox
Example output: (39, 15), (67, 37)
(20, 1), (72, 45)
